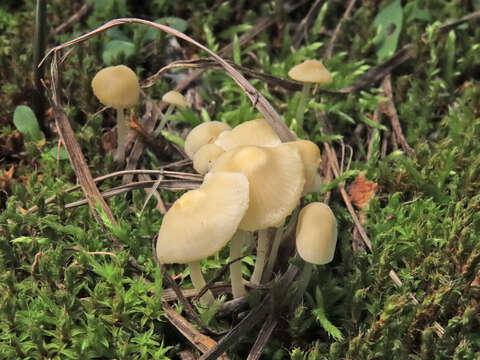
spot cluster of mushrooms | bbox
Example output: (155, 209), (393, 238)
(157, 118), (338, 305)
(91, 61), (338, 306)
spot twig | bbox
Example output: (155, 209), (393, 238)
(52, 3), (93, 36)
(324, 0), (357, 60)
(324, 142), (372, 251)
(292, 0), (324, 49)
(162, 302), (230, 359)
(380, 74), (413, 154)
(33, 0), (47, 130)
(246, 314), (278, 360)
(49, 52), (122, 251)
(64, 179), (200, 209)
(436, 10), (480, 34)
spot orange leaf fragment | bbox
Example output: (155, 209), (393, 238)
(348, 172), (378, 210)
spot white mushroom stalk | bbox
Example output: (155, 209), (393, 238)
(91, 65), (140, 164)
(250, 229), (270, 285)
(155, 90), (188, 136)
(229, 230), (249, 298)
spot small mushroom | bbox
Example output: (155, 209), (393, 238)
(92, 65), (140, 163)
(288, 60), (332, 133)
(214, 119), (281, 151)
(155, 90), (189, 135)
(156, 171), (249, 304)
(184, 121), (231, 159)
(295, 202), (337, 297)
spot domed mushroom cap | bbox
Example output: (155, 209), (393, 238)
(193, 143), (225, 175)
(214, 119), (281, 151)
(91, 65), (140, 108)
(211, 144), (305, 231)
(296, 202), (337, 265)
(162, 90), (188, 108)
(286, 140), (321, 193)
(156, 172), (249, 264)
(288, 60), (332, 84)
(184, 121), (231, 159)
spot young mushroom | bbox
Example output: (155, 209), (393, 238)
(155, 90), (189, 135)
(295, 202), (338, 297)
(156, 171), (249, 305)
(184, 121), (231, 160)
(91, 65), (140, 163)
(210, 144), (305, 286)
(214, 118), (281, 151)
(288, 60), (332, 133)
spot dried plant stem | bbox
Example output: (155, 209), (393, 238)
(33, 0), (47, 125)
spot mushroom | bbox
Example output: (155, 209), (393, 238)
(156, 171), (249, 305)
(91, 65), (140, 163)
(288, 60), (332, 133)
(210, 144), (305, 285)
(192, 143), (224, 175)
(214, 118), (281, 151)
(295, 202), (337, 297)
(184, 121), (231, 159)
(286, 140), (322, 194)
(155, 90), (188, 135)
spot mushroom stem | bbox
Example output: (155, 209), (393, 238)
(187, 261), (215, 306)
(115, 108), (127, 163)
(296, 261), (313, 299)
(154, 104), (174, 137)
(295, 82), (312, 133)
(250, 229), (270, 285)
(263, 206), (300, 282)
(229, 230), (247, 298)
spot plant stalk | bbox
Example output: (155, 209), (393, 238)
(154, 104), (174, 136)
(250, 229), (270, 285)
(187, 261), (215, 305)
(115, 108), (127, 163)
(33, 0), (47, 128)
(295, 82), (312, 132)
(230, 231), (247, 298)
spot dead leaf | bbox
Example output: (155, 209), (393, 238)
(348, 172), (378, 210)
(0, 166), (14, 190)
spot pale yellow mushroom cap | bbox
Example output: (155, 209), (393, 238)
(211, 144), (305, 231)
(91, 65), (140, 109)
(184, 121), (231, 159)
(286, 140), (322, 193)
(156, 172), (249, 264)
(296, 202), (337, 264)
(193, 143), (224, 175)
(162, 90), (188, 108)
(288, 60), (332, 84)
(214, 119), (281, 151)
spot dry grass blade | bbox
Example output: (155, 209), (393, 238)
(292, 0), (324, 49)
(324, 0), (358, 60)
(246, 315), (278, 360)
(49, 52), (122, 250)
(41, 17), (294, 142)
(162, 302), (230, 359)
(64, 180), (201, 209)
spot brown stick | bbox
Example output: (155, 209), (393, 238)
(292, 0), (324, 49)
(246, 315), (278, 360)
(324, 0), (358, 60)
(49, 52), (122, 250)
(381, 74), (413, 154)
(52, 3), (93, 36)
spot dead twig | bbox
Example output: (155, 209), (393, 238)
(246, 314), (278, 360)
(162, 302), (229, 359)
(49, 52), (122, 251)
(324, 0), (357, 60)
(51, 3), (93, 36)
(380, 74), (413, 154)
(292, 0), (324, 49)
